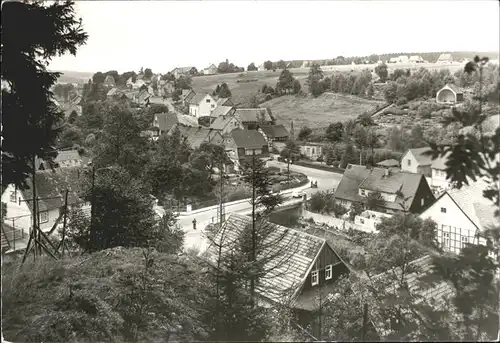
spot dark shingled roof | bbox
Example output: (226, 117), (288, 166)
(230, 129), (267, 149)
(210, 105), (234, 118)
(21, 167), (85, 212)
(174, 125), (222, 149)
(153, 112), (198, 132)
(334, 164), (428, 211)
(259, 124), (289, 139)
(205, 213), (328, 304)
(210, 113), (240, 131)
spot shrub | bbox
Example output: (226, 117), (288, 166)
(227, 187), (249, 202)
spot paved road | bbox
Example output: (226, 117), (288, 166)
(178, 162), (344, 252)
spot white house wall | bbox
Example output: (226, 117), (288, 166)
(431, 169), (451, 189)
(2, 184), (32, 234)
(419, 193), (487, 254)
(401, 151), (420, 174)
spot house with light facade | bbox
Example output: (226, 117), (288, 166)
(188, 93), (218, 118)
(419, 180), (498, 260)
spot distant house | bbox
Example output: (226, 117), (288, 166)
(401, 147), (434, 177)
(234, 108), (273, 129)
(203, 64), (218, 75)
(388, 57), (399, 64)
(210, 105), (235, 118)
(419, 180), (498, 259)
(354, 209), (392, 233)
(333, 164), (435, 214)
(170, 124), (224, 149)
(224, 129), (269, 171)
(103, 75), (116, 88)
(216, 97), (234, 107)
(376, 159), (400, 169)
(1, 168), (90, 237)
(171, 66), (195, 79)
(142, 112), (199, 141)
(436, 84), (464, 104)
(258, 63), (266, 71)
(409, 55), (424, 63)
(182, 89), (196, 106)
(158, 80), (175, 97)
(258, 124), (289, 150)
(126, 76), (135, 88)
(436, 53), (454, 64)
(300, 143), (325, 161)
(38, 150), (88, 170)
(209, 110), (243, 136)
(106, 87), (127, 101)
(136, 89), (151, 107)
(188, 93), (217, 118)
(205, 213), (350, 328)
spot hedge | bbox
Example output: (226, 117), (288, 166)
(294, 161), (345, 174)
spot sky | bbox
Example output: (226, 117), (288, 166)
(48, 0), (500, 74)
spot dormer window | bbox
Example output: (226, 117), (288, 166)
(311, 270), (319, 286)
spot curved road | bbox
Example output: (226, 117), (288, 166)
(177, 162), (344, 252)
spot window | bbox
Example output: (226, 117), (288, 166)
(312, 148), (316, 154)
(211, 104), (215, 108)
(10, 189), (17, 203)
(325, 265), (333, 280)
(39, 211), (49, 223)
(360, 189), (366, 196)
(421, 198), (424, 206)
(360, 218), (365, 224)
(206, 99), (210, 103)
(440, 207), (447, 213)
(407, 159), (411, 166)
(311, 271), (319, 286)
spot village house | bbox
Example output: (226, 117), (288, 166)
(203, 64), (218, 75)
(334, 164), (435, 214)
(169, 124), (224, 150)
(223, 129), (269, 171)
(210, 105), (235, 119)
(300, 142), (325, 161)
(103, 75), (116, 88)
(419, 180), (498, 259)
(216, 97), (234, 107)
(37, 150), (90, 170)
(354, 209), (393, 233)
(258, 63), (266, 71)
(142, 112), (199, 141)
(234, 108), (273, 130)
(401, 147), (433, 177)
(1, 168), (91, 240)
(409, 55), (424, 63)
(136, 88), (151, 107)
(209, 110), (243, 136)
(171, 66), (196, 79)
(188, 93), (217, 118)
(376, 159), (400, 169)
(258, 124), (290, 151)
(205, 213), (350, 333)
(436, 84), (464, 104)
(181, 89), (196, 106)
(436, 53), (454, 64)
(106, 87), (128, 101)
(157, 79), (175, 97)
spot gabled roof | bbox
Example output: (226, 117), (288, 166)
(216, 97), (232, 106)
(183, 90), (196, 103)
(21, 167), (85, 212)
(210, 105), (234, 118)
(437, 53), (453, 61)
(106, 88), (121, 97)
(210, 112), (240, 131)
(376, 159), (400, 168)
(172, 66), (195, 73)
(446, 180), (498, 232)
(137, 89), (151, 103)
(103, 75), (115, 85)
(204, 213), (328, 304)
(335, 165), (428, 211)
(234, 108), (272, 123)
(205, 63), (217, 69)
(405, 147), (434, 167)
(230, 129), (267, 149)
(258, 124), (290, 139)
(174, 125), (220, 149)
(189, 93), (212, 105)
(153, 112), (198, 132)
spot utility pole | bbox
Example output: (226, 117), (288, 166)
(362, 302), (369, 341)
(61, 189), (69, 257)
(90, 165), (96, 252)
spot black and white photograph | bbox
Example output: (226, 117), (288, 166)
(1, 0), (499, 342)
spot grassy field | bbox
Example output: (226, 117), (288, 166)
(261, 93), (385, 129)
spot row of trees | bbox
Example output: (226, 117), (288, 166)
(217, 59), (244, 74)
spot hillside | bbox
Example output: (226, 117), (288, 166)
(261, 93), (385, 129)
(53, 70), (94, 84)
